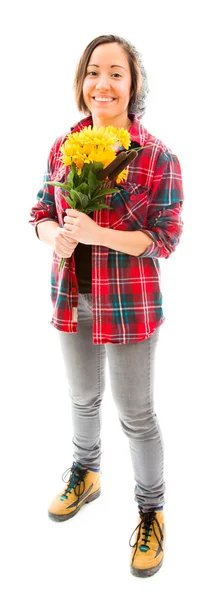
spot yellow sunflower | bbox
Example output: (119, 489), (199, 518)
(60, 125), (131, 169)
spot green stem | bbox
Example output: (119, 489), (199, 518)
(58, 257), (65, 271)
(129, 144), (149, 152)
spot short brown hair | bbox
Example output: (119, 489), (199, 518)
(74, 35), (149, 118)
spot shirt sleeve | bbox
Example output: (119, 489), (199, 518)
(28, 141), (59, 238)
(138, 150), (184, 259)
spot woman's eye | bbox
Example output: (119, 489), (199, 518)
(86, 72), (121, 78)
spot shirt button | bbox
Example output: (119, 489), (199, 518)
(72, 286), (77, 292)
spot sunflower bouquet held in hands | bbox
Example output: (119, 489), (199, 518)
(45, 125), (138, 271)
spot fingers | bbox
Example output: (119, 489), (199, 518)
(61, 238), (72, 250)
(55, 228), (78, 258)
(60, 225), (76, 242)
(62, 222), (73, 231)
(56, 240), (76, 258)
(62, 227), (75, 237)
(63, 216), (74, 224)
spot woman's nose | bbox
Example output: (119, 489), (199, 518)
(95, 75), (110, 90)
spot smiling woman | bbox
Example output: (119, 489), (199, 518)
(29, 33), (184, 579)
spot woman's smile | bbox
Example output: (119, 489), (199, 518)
(91, 96), (116, 104)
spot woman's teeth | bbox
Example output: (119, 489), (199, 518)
(94, 97), (114, 102)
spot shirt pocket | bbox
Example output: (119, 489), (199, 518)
(108, 181), (149, 232)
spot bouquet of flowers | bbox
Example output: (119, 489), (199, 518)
(45, 125), (138, 271)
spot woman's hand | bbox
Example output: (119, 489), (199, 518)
(54, 226), (79, 258)
(63, 209), (102, 245)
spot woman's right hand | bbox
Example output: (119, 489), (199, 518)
(54, 226), (79, 258)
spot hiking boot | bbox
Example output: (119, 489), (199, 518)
(48, 461), (101, 522)
(129, 507), (166, 577)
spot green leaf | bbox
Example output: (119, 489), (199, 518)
(67, 168), (74, 187)
(67, 197), (76, 208)
(70, 189), (78, 201)
(44, 181), (69, 190)
(75, 182), (89, 195)
(79, 194), (89, 209)
(95, 203), (114, 210)
(92, 187), (118, 200)
(85, 203), (114, 212)
(81, 163), (90, 180)
(59, 193), (75, 208)
(88, 170), (98, 193)
(91, 161), (104, 173)
(70, 190), (89, 209)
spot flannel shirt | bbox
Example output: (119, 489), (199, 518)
(28, 114), (184, 344)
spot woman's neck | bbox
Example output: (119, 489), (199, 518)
(91, 114), (132, 131)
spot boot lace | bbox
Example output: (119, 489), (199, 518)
(60, 462), (88, 503)
(129, 508), (164, 559)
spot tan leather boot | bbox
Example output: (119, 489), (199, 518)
(48, 462), (101, 522)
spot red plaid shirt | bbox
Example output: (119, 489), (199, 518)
(29, 114), (184, 344)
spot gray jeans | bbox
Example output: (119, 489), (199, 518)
(57, 292), (165, 510)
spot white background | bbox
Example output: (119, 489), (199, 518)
(1, 0), (219, 597)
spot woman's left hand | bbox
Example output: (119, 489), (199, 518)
(63, 208), (102, 245)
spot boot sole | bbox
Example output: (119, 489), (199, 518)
(48, 487), (101, 522)
(130, 556), (164, 577)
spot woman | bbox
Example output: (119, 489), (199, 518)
(29, 34), (184, 577)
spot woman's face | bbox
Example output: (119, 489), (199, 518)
(82, 42), (132, 127)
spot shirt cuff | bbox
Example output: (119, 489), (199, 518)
(137, 231), (157, 258)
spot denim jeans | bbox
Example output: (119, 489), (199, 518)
(57, 292), (166, 510)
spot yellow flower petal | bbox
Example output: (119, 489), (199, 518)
(117, 129), (131, 150)
(116, 169), (128, 183)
